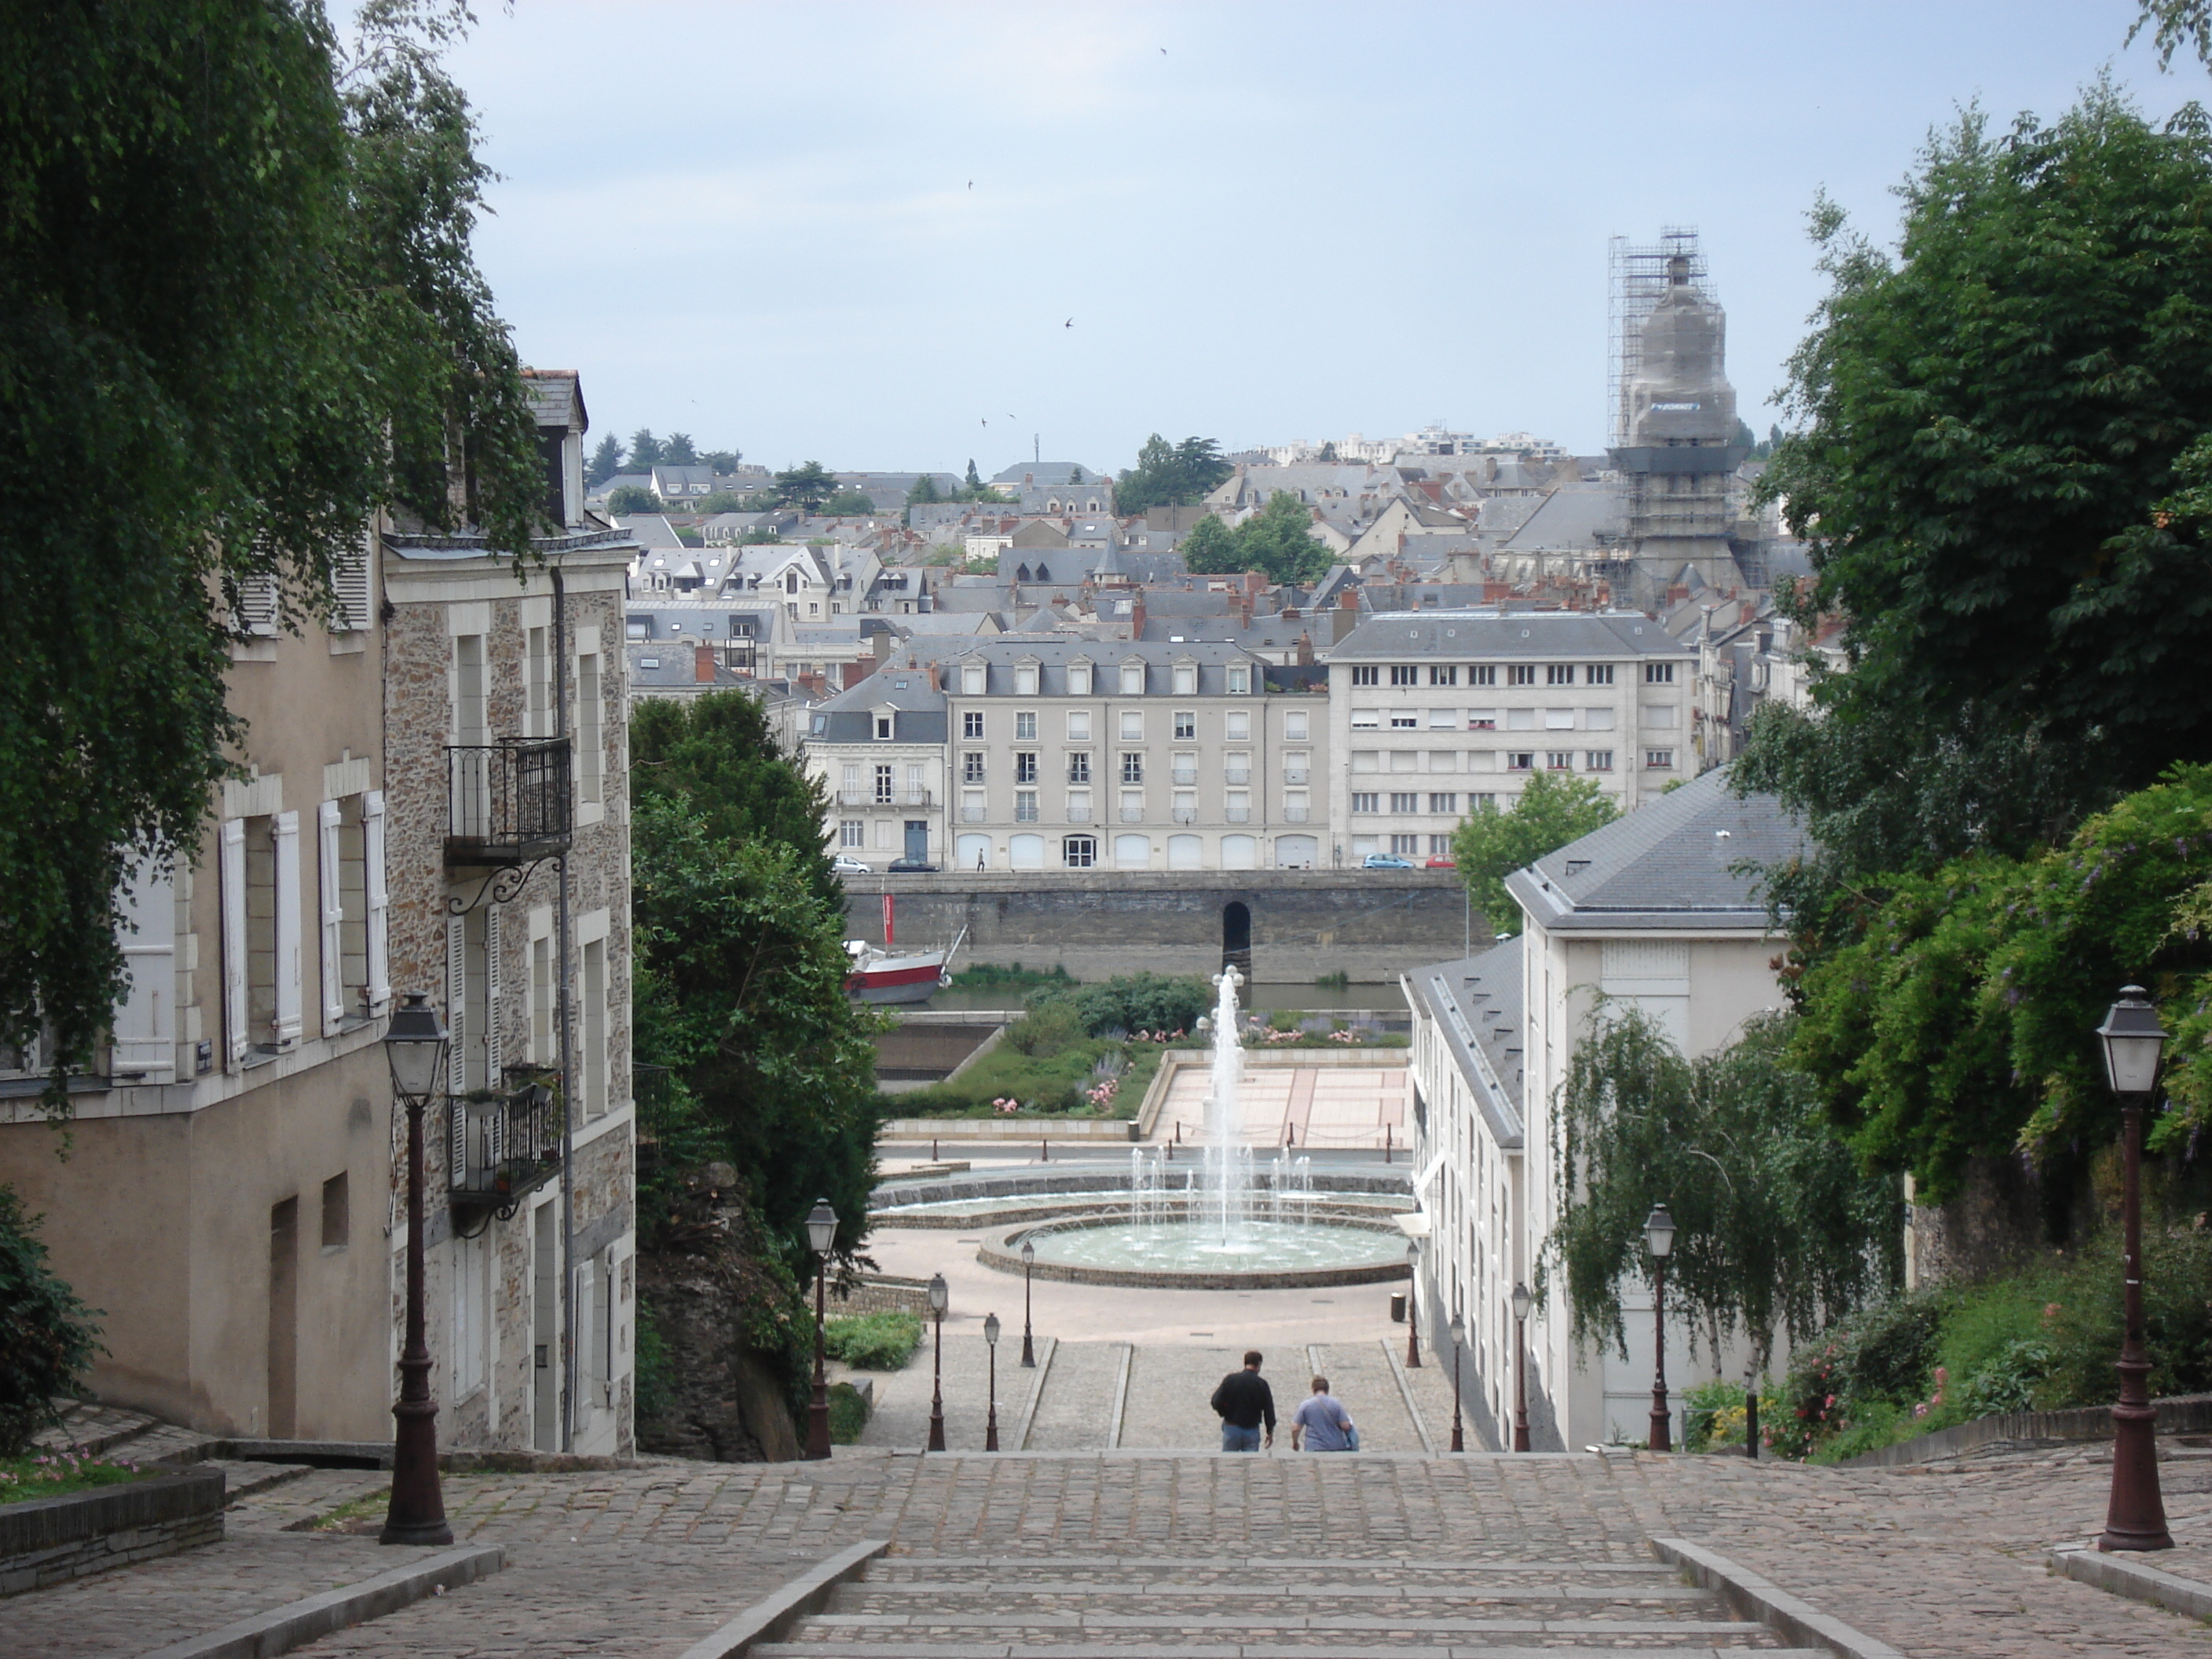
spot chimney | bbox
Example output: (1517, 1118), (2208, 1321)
(1295, 631), (1315, 666)
(694, 644), (717, 684)
(1237, 593), (1253, 629)
(841, 661), (868, 690)
(1482, 581), (1512, 603)
(1330, 589), (1361, 644)
(873, 629), (895, 665)
(926, 663), (940, 691)
(1130, 593), (1146, 639)
(803, 670), (826, 699)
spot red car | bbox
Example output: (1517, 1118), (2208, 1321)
(1425, 856), (1457, 870)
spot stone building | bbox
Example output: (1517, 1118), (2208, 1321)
(379, 368), (639, 1456)
(1323, 611), (1694, 873)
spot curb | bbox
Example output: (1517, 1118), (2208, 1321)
(1009, 1335), (1058, 1452)
(134, 1543), (504, 1659)
(2050, 1541), (2212, 1621)
(674, 1538), (889, 1658)
(1650, 1536), (1906, 1659)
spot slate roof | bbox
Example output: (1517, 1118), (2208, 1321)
(1404, 939), (1525, 1148)
(1327, 610), (1686, 661)
(520, 368), (585, 431)
(945, 634), (1262, 697)
(1503, 767), (1804, 933)
(1496, 483), (1628, 553)
(991, 462), (1099, 486)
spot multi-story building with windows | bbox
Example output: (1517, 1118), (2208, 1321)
(804, 661), (951, 868)
(1323, 612), (1693, 871)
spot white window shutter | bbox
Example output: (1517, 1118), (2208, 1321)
(362, 791), (390, 1010)
(331, 540), (372, 633)
(272, 811), (302, 1047)
(317, 801), (346, 1035)
(112, 859), (177, 1082)
(221, 820), (248, 1068)
(446, 915), (467, 1097)
(485, 906), (503, 1085)
(236, 574), (280, 636)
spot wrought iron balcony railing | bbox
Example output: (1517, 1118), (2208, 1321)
(449, 1068), (562, 1218)
(446, 738), (571, 868)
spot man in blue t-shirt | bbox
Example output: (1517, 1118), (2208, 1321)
(1290, 1375), (1356, 1452)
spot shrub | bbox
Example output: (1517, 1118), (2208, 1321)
(0, 1186), (101, 1456)
(1005, 1002), (1086, 1057)
(827, 1380), (870, 1444)
(822, 1311), (922, 1370)
(1029, 971), (1210, 1038)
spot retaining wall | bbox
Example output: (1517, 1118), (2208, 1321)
(0, 1468), (225, 1595)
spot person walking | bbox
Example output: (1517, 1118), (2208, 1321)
(1289, 1375), (1357, 1452)
(1210, 1350), (1276, 1452)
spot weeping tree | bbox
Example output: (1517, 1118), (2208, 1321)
(1547, 1007), (1900, 1380)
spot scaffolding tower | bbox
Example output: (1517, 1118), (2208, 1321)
(1606, 227), (1709, 449)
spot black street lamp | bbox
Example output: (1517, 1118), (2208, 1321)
(983, 1312), (1002, 1451)
(1404, 1241), (1421, 1368)
(1645, 1203), (1675, 1454)
(380, 994), (453, 1547)
(1448, 1309), (1466, 1452)
(926, 1271), (949, 1452)
(1511, 1281), (1533, 1452)
(805, 1198), (837, 1461)
(2096, 987), (2174, 1552)
(1020, 1238), (1036, 1368)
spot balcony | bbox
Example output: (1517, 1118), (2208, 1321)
(1171, 808), (1199, 824)
(1064, 808), (1092, 824)
(449, 1068), (562, 1218)
(1119, 807), (1145, 822)
(1224, 767), (1251, 784)
(1067, 771), (1091, 786)
(1171, 769), (1199, 786)
(445, 739), (571, 868)
(1014, 804), (1039, 823)
(1282, 806), (1310, 822)
(959, 807), (988, 823)
(839, 787), (935, 808)
(1225, 808), (1251, 823)
(1283, 767), (1309, 783)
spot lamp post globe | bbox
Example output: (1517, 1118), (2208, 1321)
(1511, 1280), (1533, 1452)
(805, 1199), (837, 1460)
(1020, 1238), (1037, 1368)
(2096, 987), (2174, 1553)
(380, 993), (452, 1547)
(926, 1271), (949, 1452)
(1448, 1309), (1467, 1452)
(1644, 1203), (1674, 1454)
(983, 1312), (1002, 1451)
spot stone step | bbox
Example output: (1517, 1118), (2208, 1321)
(794, 1611), (1773, 1636)
(759, 1643), (1816, 1657)
(206, 1459), (319, 1501)
(864, 1557), (1678, 1583)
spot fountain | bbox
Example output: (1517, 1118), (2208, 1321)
(977, 968), (1412, 1291)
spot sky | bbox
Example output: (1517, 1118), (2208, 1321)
(430, 1), (2198, 477)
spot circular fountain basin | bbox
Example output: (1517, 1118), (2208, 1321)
(979, 1212), (1412, 1291)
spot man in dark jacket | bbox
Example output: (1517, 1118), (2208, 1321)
(1210, 1350), (1276, 1451)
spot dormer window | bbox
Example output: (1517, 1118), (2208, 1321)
(1015, 661), (1039, 697)
(961, 664), (986, 696)
(784, 571), (798, 594)
(1172, 661), (1198, 695)
(875, 715), (894, 740)
(1068, 661), (1093, 695)
(1119, 661), (1144, 696)
(1227, 665), (1251, 694)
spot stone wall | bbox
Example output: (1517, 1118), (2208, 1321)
(850, 870), (1476, 983)
(0, 1470), (225, 1596)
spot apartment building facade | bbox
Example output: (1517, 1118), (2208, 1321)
(1322, 612), (1694, 870)
(808, 663), (950, 868)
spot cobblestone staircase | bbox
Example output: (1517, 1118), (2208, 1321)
(756, 1551), (1823, 1657)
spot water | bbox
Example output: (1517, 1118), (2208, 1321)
(871, 1189), (1411, 1221)
(1024, 1219), (1403, 1273)
(920, 981), (1408, 1016)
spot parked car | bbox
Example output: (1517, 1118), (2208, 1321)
(830, 855), (871, 875)
(1424, 855), (1458, 870)
(887, 857), (939, 873)
(1362, 853), (1415, 870)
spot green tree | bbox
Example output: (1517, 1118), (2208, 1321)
(742, 525), (784, 544)
(774, 460), (837, 511)
(696, 491), (744, 515)
(2133, 1), (2212, 67)
(1745, 89), (2212, 947)
(662, 431), (698, 466)
(965, 458), (983, 489)
(631, 691), (834, 897)
(0, 0), (545, 1090)
(906, 474), (942, 507)
(606, 484), (661, 516)
(1448, 771), (1620, 933)
(1317, 441), (1339, 463)
(628, 428), (665, 469)
(586, 434), (624, 487)
(0, 1185), (103, 1454)
(821, 487), (877, 516)
(1235, 490), (1330, 584)
(700, 448), (742, 474)
(1115, 433), (1231, 515)
(1181, 514), (1237, 573)
(1549, 1009), (1901, 1379)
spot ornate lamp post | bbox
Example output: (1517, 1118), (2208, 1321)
(805, 1199), (837, 1461)
(926, 1271), (949, 1452)
(983, 1313), (1002, 1451)
(1448, 1309), (1467, 1452)
(1645, 1203), (1675, 1453)
(381, 994), (453, 1546)
(2097, 987), (2174, 1552)
(1020, 1238), (1037, 1368)
(1511, 1281), (1533, 1452)
(1404, 1241), (1421, 1368)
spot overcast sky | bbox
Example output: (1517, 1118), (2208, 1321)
(434, 2), (2194, 476)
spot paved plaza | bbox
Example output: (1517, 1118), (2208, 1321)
(1147, 1064), (1411, 1152)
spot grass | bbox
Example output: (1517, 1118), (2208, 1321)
(0, 1448), (161, 1504)
(895, 1035), (1167, 1119)
(823, 1310), (923, 1370)
(312, 1487), (394, 1533)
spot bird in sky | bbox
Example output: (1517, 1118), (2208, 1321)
(967, 180), (972, 189)
(1064, 318), (1074, 328)
(1007, 413), (1016, 420)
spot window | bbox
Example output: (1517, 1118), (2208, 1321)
(1173, 663), (1197, 694)
(1646, 661), (1676, 683)
(1015, 663), (1038, 696)
(317, 796), (369, 1035)
(453, 1229), (487, 1398)
(1390, 834), (1421, 855)
(1284, 710), (1309, 741)
(577, 653), (603, 805)
(1545, 709), (1574, 729)
(226, 810), (302, 1060)
(1226, 665), (1249, 694)
(1646, 749), (1675, 769)
(1507, 665), (1536, 687)
(1121, 752), (1144, 783)
(874, 715), (893, 740)
(964, 710), (984, 739)
(1545, 664), (1574, 686)
(1428, 793), (1457, 814)
(1386, 665), (1417, 687)
(1587, 663), (1615, 685)
(582, 937), (607, 1119)
(1584, 706), (1617, 730)
(1066, 709), (1090, 740)
(1428, 709), (1458, 728)
(1119, 710), (1143, 741)
(1068, 662), (1093, 695)
(840, 819), (864, 847)
(1120, 662), (1144, 694)
(1068, 788), (1091, 821)
(961, 664), (985, 694)
(1015, 753), (1037, 784)
(1390, 712), (1418, 729)
(873, 764), (895, 803)
(530, 932), (554, 1064)
(1351, 793), (1379, 814)
(1429, 834), (1454, 856)
(1507, 753), (1535, 771)
(1225, 709), (1250, 741)
(1584, 750), (1615, 771)
(1015, 789), (1038, 822)
(527, 626), (551, 737)
(1469, 665), (1497, 687)
(1174, 711), (1196, 740)
(1068, 752), (1091, 783)
(1467, 709), (1498, 731)
(1390, 792), (1420, 813)
(1351, 665), (1380, 687)
(1545, 751), (1574, 770)
(1429, 665), (1458, 686)
(1473, 792), (1497, 811)
(963, 753), (986, 782)
(1350, 708), (1380, 729)
(1064, 835), (1097, 868)
(320, 1173), (349, 1251)
(1427, 752), (1456, 772)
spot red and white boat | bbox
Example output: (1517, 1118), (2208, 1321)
(845, 899), (965, 1004)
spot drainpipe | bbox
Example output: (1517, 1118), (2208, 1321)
(554, 561), (577, 1453)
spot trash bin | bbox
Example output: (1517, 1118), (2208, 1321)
(1389, 1291), (1407, 1324)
